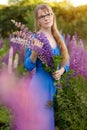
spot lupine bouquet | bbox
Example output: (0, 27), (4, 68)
(10, 20), (62, 88)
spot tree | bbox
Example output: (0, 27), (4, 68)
(8, 0), (44, 5)
(8, 0), (23, 5)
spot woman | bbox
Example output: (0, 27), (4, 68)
(24, 4), (69, 130)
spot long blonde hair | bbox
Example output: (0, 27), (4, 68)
(34, 4), (69, 66)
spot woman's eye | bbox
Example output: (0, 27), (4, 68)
(47, 13), (50, 16)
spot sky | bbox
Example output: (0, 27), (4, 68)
(0, 0), (87, 6)
(0, 0), (8, 5)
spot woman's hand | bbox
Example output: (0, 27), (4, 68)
(52, 67), (65, 80)
(31, 38), (43, 48)
(30, 38), (43, 62)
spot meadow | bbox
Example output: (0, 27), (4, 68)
(0, 1), (87, 130)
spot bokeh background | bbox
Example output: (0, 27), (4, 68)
(0, 0), (87, 130)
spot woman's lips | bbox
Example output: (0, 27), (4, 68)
(45, 22), (50, 24)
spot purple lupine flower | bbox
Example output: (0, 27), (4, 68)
(10, 32), (54, 67)
(10, 20), (54, 68)
(0, 38), (4, 49)
(67, 34), (87, 78)
(9, 35), (25, 64)
(1, 53), (9, 65)
(65, 34), (71, 50)
(36, 32), (54, 67)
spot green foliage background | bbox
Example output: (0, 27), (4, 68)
(0, 1), (87, 39)
(54, 74), (87, 130)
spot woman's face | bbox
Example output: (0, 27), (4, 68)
(37, 9), (53, 29)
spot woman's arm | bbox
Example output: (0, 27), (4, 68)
(24, 35), (43, 71)
(24, 48), (37, 71)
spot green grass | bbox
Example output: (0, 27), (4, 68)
(0, 105), (13, 130)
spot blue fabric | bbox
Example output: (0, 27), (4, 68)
(24, 45), (69, 130)
(24, 48), (36, 71)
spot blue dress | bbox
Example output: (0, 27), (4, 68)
(24, 45), (69, 130)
